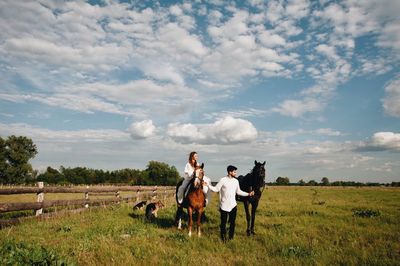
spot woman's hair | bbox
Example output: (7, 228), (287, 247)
(188, 151), (197, 166)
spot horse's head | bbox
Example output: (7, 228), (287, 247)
(192, 162), (204, 188)
(252, 160), (266, 189)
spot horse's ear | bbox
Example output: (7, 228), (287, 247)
(200, 163), (204, 169)
(254, 160), (258, 165)
(262, 161), (266, 166)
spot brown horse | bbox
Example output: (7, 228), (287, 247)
(175, 163), (205, 237)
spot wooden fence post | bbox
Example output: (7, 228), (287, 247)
(36, 182), (44, 216)
(85, 185), (89, 208)
(152, 186), (157, 200)
(115, 190), (120, 204)
(136, 186), (141, 202)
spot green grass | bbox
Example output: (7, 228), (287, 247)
(0, 187), (399, 265)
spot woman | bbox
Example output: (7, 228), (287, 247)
(177, 151), (198, 204)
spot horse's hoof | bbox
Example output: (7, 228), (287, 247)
(246, 230), (251, 236)
(251, 231), (256, 235)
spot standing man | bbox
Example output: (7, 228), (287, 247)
(206, 165), (254, 242)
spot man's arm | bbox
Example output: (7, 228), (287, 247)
(207, 178), (224, 193)
(236, 181), (254, 197)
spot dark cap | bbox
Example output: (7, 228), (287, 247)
(227, 165), (237, 173)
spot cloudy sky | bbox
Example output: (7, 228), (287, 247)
(0, 0), (399, 183)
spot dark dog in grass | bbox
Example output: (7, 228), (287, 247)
(133, 200), (147, 211)
(145, 200), (165, 220)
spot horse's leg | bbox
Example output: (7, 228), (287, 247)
(197, 207), (203, 237)
(175, 206), (183, 229)
(188, 206), (193, 237)
(250, 200), (259, 235)
(243, 200), (251, 236)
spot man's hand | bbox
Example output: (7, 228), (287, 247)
(249, 191), (255, 197)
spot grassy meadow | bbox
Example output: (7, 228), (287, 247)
(0, 186), (399, 265)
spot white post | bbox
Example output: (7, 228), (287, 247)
(36, 182), (44, 216)
(116, 190), (120, 204)
(85, 185), (89, 208)
(136, 186), (141, 202)
(153, 186), (157, 200)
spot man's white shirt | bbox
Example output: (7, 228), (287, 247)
(207, 176), (249, 212)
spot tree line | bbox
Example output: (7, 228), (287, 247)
(0, 135), (180, 185)
(36, 161), (180, 185)
(271, 176), (399, 187)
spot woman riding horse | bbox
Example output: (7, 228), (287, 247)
(175, 163), (206, 237)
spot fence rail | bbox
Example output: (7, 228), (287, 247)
(0, 185), (174, 195)
(0, 182), (176, 228)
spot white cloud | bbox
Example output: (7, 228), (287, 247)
(0, 93), (135, 116)
(258, 31), (286, 48)
(378, 22), (400, 51)
(370, 132), (400, 150)
(272, 98), (323, 117)
(129, 120), (156, 139)
(167, 116), (258, 145)
(314, 3), (378, 39)
(358, 132), (400, 152)
(382, 77), (400, 117)
(138, 62), (185, 85)
(315, 44), (338, 61)
(285, 0), (310, 20)
(306, 146), (332, 155)
(0, 122), (129, 143)
(359, 58), (392, 75)
(169, 5), (183, 16)
(316, 128), (343, 136)
(156, 23), (208, 57)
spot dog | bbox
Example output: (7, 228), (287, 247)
(133, 200), (147, 211)
(145, 200), (165, 220)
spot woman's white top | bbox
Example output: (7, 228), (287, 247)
(184, 162), (195, 180)
(208, 176), (249, 212)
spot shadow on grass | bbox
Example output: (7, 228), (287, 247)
(128, 210), (211, 229)
(128, 211), (176, 229)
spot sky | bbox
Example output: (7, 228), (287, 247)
(0, 0), (399, 183)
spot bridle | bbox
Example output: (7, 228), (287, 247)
(192, 163), (204, 189)
(252, 165), (266, 194)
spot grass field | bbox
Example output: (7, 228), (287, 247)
(1, 186), (399, 265)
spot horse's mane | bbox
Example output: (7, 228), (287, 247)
(239, 162), (265, 190)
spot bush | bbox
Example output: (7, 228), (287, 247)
(0, 239), (73, 265)
(352, 208), (381, 218)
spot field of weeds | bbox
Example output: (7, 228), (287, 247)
(1, 186), (399, 265)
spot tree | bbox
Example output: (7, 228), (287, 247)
(298, 179), (306, 186)
(0, 136), (38, 184)
(307, 180), (318, 186)
(275, 176), (290, 185)
(0, 137), (7, 182)
(321, 177), (330, 186)
(37, 167), (67, 184)
(144, 161), (180, 185)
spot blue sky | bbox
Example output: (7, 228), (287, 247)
(0, 0), (399, 183)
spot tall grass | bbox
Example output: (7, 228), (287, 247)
(0, 187), (399, 265)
